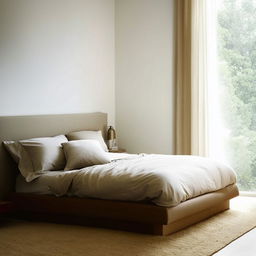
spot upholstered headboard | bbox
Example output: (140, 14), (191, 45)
(0, 112), (107, 200)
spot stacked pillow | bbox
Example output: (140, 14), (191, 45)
(3, 135), (68, 182)
(3, 130), (110, 182)
(62, 140), (110, 171)
(64, 130), (111, 170)
(66, 130), (108, 152)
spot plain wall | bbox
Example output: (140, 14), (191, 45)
(0, 0), (175, 154)
(115, 0), (175, 154)
(0, 0), (115, 125)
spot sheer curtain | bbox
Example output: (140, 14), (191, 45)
(175, 0), (216, 156)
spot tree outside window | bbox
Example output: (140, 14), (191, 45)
(217, 0), (256, 191)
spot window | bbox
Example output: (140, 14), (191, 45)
(209, 0), (256, 192)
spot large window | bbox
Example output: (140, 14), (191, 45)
(209, 0), (256, 191)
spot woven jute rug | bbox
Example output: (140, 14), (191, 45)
(0, 196), (255, 256)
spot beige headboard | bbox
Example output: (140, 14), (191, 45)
(0, 112), (107, 200)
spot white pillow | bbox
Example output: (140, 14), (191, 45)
(62, 140), (111, 171)
(3, 135), (68, 182)
(66, 130), (108, 152)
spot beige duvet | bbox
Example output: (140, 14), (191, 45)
(31, 153), (237, 207)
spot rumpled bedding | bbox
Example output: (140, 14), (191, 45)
(31, 153), (237, 207)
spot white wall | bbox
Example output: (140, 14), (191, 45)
(0, 0), (115, 125)
(115, 0), (175, 154)
(0, 0), (175, 153)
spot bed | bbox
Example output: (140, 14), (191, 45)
(0, 113), (239, 235)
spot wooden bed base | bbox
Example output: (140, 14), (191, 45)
(10, 184), (239, 236)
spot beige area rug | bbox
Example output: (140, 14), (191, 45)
(0, 196), (256, 256)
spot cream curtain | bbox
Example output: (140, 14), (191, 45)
(175, 0), (209, 156)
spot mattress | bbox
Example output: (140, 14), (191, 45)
(15, 153), (237, 207)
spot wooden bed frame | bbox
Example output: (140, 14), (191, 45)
(0, 113), (239, 235)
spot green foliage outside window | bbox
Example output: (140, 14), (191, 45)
(218, 0), (256, 190)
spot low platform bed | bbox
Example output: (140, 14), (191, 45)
(10, 184), (238, 235)
(0, 113), (239, 235)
